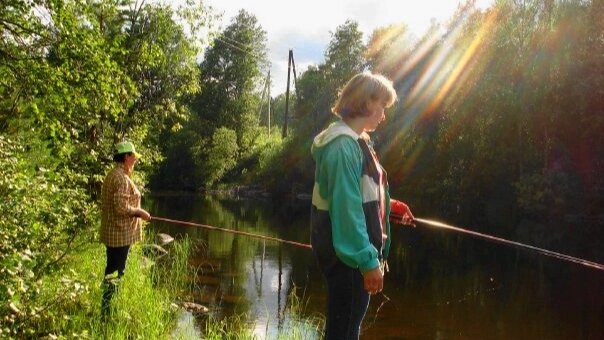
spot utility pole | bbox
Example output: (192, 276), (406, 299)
(258, 72), (269, 121)
(291, 51), (297, 91)
(267, 70), (271, 137)
(282, 49), (293, 138)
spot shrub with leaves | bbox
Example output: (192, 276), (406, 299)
(0, 136), (96, 337)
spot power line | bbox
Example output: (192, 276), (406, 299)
(221, 34), (256, 52)
(213, 36), (263, 60)
(210, 34), (300, 97)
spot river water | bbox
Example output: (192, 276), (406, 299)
(146, 192), (603, 339)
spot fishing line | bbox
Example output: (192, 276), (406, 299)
(434, 284), (503, 307)
(407, 217), (604, 271)
(363, 292), (391, 332)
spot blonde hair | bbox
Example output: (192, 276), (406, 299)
(331, 72), (397, 118)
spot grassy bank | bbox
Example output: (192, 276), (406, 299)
(199, 288), (324, 340)
(11, 233), (323, 339)
(11, 233), (190, 339)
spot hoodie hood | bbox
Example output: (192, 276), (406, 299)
(311, 120), (369, 159)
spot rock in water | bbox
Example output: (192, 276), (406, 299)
(181, 302), (209, 314)
(156, 233), (175, 246)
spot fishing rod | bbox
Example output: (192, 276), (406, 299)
(394, 215), (604, 271)
(151, 216), (312, 249)
(152, 215), (604, 271)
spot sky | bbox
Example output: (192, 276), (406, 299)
(201, 0), (494, 95)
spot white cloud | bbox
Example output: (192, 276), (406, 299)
(193, 0), (494, 94)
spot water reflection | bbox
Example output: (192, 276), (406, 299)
(146, 192), (320, 339)
(146, 193), (603, 339)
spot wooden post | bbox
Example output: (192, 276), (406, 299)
(267, 70), (271, 137)
(282, 49), (292, 138)
(291, 51), (297, 91)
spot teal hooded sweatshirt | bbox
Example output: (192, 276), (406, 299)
(310, 120), (392, 273)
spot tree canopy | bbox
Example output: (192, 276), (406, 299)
(151, 9), (269, 189)
(0, 0), (212, 335)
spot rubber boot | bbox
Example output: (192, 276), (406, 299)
(101, 276), (119, 319)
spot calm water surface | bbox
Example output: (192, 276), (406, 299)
(146, 192), (603, 340)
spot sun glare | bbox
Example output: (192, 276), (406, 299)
(403, 9), (498, 123)
(368, 6), (501, 183)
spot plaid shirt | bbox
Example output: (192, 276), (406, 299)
(100, 164), (142, 247)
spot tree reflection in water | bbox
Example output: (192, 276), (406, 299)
(146, 193), (604, 339)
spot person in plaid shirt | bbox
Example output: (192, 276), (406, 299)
(100, 141), (151, 317)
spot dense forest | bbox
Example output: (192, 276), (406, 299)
(1, 0), (602, 337)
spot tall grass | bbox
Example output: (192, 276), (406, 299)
(24, 233), (323, 339)
(24, 233), (191, 339)
(91, 238), (191, 338)
(273, 286), (324, 340)
(198, 286), (324, 340)
(201, 314), (255, 339)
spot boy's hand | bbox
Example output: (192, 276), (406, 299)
(390, 199), (415, 227)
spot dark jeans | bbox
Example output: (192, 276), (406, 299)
(104, 245), (131, 277)
(102, 245), (130, 318)
(324, 260), (370, 340)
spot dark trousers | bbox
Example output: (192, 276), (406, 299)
(104, 245), (131, 277)
(324, 260), (370, 340)
(102, 245), (130, 317)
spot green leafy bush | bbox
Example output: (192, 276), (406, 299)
(0, 136), (96, 337)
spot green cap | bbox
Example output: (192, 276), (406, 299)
(114, 141), (141, 158)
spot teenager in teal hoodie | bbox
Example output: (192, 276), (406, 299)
(310, 72), (414, 339)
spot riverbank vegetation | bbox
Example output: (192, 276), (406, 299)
(1, 0), (211, 336)
(2, 0), (602, 337)
(0, 225), (191, 338)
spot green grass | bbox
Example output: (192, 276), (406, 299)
(280, 287), (325, 339)
(21, 233), (191, 339)
(19, 234), (323, 339)
(201, 314), (255, 339)
(197, 286), (324, 340)
(91, 243), (186, 338)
